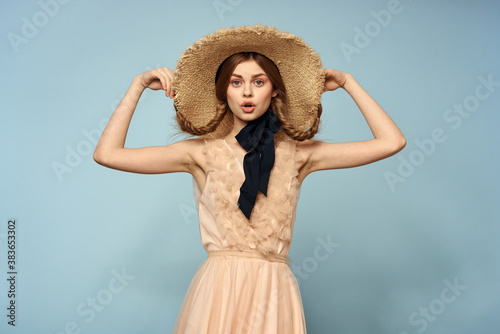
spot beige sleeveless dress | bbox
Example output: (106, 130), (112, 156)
(173, 138), (307, 334)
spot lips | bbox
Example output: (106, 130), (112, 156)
(241, 101), (255, 113)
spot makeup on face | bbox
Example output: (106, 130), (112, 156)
(226, 60), (275, 124)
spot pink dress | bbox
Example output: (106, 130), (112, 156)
(173, 138), (307, 334)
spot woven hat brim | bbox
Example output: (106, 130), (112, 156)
(173, 25), (324, 139)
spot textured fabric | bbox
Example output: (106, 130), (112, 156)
(173, 138), (307, 334)
(236, 110), (281, 219)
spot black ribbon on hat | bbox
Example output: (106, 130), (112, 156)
(235, 109), (281, 220)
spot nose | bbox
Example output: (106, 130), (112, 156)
(243, 85), (253, 98)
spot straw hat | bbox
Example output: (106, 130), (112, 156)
(172, 25), (324, 139)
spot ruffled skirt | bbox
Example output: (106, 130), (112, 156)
(172, 251), (306, 334)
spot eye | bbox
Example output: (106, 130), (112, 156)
(231, 80), (241, 87)
(254, 79), (265, 86)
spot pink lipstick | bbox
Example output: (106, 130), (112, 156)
(241, 101), (255, 113)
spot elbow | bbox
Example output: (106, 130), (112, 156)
(93, 148), (123, 169)
(392, 135), (406, 154)
(383, 136), (406, 156)
(93, 149), (108, 166)
(93, 150), (103, 165)
(398, 135), (407, 151)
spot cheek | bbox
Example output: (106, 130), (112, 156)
(260, 87), (274, 100)
(226, 88), (238, 104)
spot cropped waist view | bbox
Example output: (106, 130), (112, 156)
(207, 249), (292, 265)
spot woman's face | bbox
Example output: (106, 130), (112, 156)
(226, 59), (277, 125)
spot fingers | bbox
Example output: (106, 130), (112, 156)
(152, 67), (175, 99)
(165, 68), (175, 99)
(323, 68), (348, 89)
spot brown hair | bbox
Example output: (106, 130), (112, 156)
(176, 52), (322, 141)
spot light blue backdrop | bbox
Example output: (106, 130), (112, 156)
(1, 0), (499, 333)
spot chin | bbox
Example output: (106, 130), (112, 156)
(242, 111), (266, 120)
(240, 116), (259, 123)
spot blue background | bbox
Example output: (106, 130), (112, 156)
(1, 0), (499, 333)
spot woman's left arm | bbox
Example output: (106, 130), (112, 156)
(300, 69), (406, 175)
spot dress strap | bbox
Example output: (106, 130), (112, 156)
(207, 249), (292, 265)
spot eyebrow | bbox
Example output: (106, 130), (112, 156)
(231, 73), (268, 79)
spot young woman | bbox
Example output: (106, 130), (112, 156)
(93, 25), (406, 334)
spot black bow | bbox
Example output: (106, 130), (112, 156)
(235, 110), (281, 220)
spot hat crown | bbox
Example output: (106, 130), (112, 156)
(173, 25), (324, 139)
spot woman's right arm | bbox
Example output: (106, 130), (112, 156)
(93, 68), (201, 175)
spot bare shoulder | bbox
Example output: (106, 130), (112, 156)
(175, 138), (208, 193)
(180, 137), (207, 171)
(161, 137), (207, 173)
(294, 139), (319, 184)
(296, 139), (321, 152)
(295, 138), (355, 175)
(295, 139), (321, 162)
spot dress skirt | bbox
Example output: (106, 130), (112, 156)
(172, 250), (307, 334)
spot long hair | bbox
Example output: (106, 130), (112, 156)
(176, 52), (322, 140)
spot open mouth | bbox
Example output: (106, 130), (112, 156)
(241, 102), (255, 113)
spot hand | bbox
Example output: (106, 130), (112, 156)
(323, 69), (350, 93)
(136, 67), (176, 98)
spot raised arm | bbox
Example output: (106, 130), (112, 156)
(299, 69), (406, 178)
(93, 68), (201, 175)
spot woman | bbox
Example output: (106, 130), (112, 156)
(93, 25), (405, 334)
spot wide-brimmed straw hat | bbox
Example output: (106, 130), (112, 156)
(172, 25), (324, 139)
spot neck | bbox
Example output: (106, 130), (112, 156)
(227, 118), (247, 140)
(227, 110), (273, 140)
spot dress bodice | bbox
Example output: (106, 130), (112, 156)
(192, 138), (304, 257)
